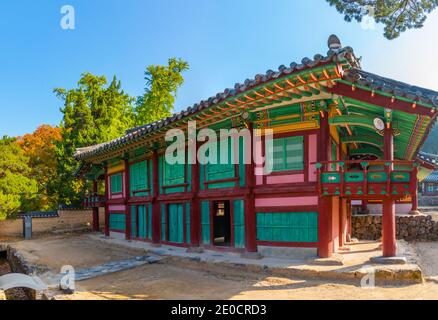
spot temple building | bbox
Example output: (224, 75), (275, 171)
(75, 35), (438, 258)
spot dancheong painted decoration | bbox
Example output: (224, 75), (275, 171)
(75, 35), (438, 258)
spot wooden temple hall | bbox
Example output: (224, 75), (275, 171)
(75, 35), (438, 258)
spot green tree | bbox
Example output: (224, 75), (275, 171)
(0, 136), (38, 219)
(54, 73), (135, 205)
(326, 0), (438, 39)
(422, 124), (438, 154)
(135, 58), (189, 125)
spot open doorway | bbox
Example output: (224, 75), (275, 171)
(213, 200), (231, 247)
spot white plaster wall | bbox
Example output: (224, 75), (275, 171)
(367, 203), (412, 215)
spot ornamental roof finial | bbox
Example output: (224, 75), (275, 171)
(328, 34), (342, 51)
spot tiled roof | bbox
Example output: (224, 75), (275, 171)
(343, 69), (438, 107)
(418, 151), (438, 164)
(74, 35), (438, 163)
(424, 171), (438, 183)
(75, 44), (359, 161)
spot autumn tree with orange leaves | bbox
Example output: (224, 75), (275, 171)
(17, 125), (62, 211)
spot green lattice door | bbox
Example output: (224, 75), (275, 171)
(168, 203), (184, 243)
(138, 205), (147, 239)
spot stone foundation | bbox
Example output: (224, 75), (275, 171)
(352, 214), (438, 241)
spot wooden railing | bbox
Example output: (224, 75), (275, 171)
(83, 193), (106, 208)
(315, 160), (418, 200)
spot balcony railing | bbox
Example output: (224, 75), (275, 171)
(83, 193), (106, 208)
(315, 160), (418, 199)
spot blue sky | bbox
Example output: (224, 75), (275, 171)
(0, 0), (437, 137)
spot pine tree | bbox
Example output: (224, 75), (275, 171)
(326, 0), (438, 39)
(54, 73), (135, 205)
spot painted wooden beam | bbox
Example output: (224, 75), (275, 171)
(328, 82), (434, 117)
(341, 135), (383, 149)
(329, 115), (376, 130)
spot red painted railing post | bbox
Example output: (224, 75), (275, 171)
(92, 180), (99, 232)
(339, 163), (344, 197)
(382, 126), (396, 257)
(151, 150), (161, 245)
(411, 166), (419, 213)
(124, 158), (131, 241)
(104, 165), (110, 236)
(317, 167), (322, 195)
(190, 136), (201, 247)
(244, 122), (258, 255)
(317, 110), (333, 258)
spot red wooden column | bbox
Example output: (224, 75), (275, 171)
(361, 200), (368, 213)
(190, 138), (201, 247)
(244, 122), (258, 255)
(92, 180), (99, 232)
(410, 166), (419, 214)
(411, 193), (419, 212)
(151, 150), (161, 245)
(346, 199), (352, 242)
(382, 125), (396, 257)
(104, 165), (110, 237)
(124, 158), (131, 241)
(318, 110), (333, 258)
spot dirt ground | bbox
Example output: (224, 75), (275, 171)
(6, 234), (438, 300)
(11, 234), (145, 271)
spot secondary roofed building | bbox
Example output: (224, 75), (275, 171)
(418, 152), (438, 196)
(75, 35), (438, 258)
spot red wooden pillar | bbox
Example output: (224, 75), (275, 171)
(104, 165), (110, 237)
(124, 158), (131, 241)
(382, 126), (396, 257)
(346, 199), (352, 242)
(318, 110), (333, 258)
(244, 123), (258, 254)
(361, 200), (368, 213)
(92, 180), (99, 232)
(151, 150), (161, 245)
(411, 166), (419, 213)
(411, 193), (419, 211)
(190, 138), (201, 247)
(339, 198), (348, 247)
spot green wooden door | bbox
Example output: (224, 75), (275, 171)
(201, 201), (211, 245)
(148, 203), (153, 240)
(256, 212), (318, 243)
(131, 205), (137, 238)
(185, 203), (191, 245)
(109, 213), (126, 232)
(168, 203), (184, 243)
(138, 205), (147, 239)
(233, 200), (245, 248)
